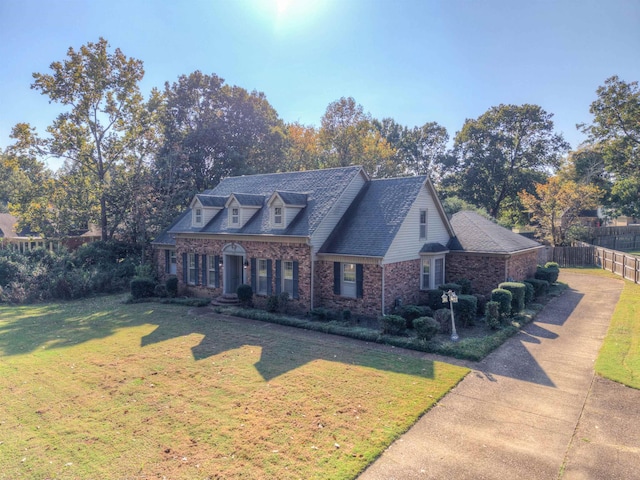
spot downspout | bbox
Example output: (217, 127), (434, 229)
(310, 244), (315, 310)
(381, 263), (385, 316)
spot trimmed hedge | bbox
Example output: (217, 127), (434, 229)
(535, 265), (559, 284)
(166, 276), (178, 297)
(438, 283), (462, 295)
(523, 281), (535, 305)
(130, 277), (156, 299)
(395, 304), (433, 329)
(485, 301), (501, 329)
(424, 289), (445, 310)
(498, 282), (526, 314)
(434, 308), (451, 334)
(413, 316), (440, 340)
(452, 278), (472, 295)
(237, 284), (253, 306)
(453, 294), (478, 327)
(381, 315), (406, 335)
(525, 278), (550, 297)
(491, 288), (512, 317)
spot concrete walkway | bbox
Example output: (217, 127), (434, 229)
(360, 272), (640, 480)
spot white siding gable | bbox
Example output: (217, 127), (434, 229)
(384, 183), (451, 264)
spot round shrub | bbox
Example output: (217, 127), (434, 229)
(154, 284), (168, 298)
(434, 308), (452, 334)
(535, 266), (558, 284)
(453, 294), (478, 327)
(395, 304), (433, 329)
(498, 282), (526, 314)
(266, 295), (279, 312)
(413, 316), (441, 340)
(525, 278), (549, 297)
(438, 283), (462, 295)
(491, 288), (512, 318)
(237, 284), (253, 306)
(130, 277), (156, 299)
(452, 278), (472, 294)
(381, 315), (407, 335)
(0, 258), (21, 286)
(424, 289), (445, 310)
(166, 276), (178, 297)
(523, 281), (535, 305)
(484, 301), (501, 329)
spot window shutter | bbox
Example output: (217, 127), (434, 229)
(182, 253), (188, 284)
(275, 260), (282, 295)
(292, 261), (299, 299)
(250, 258), (257, 292)
(165, 250), (170, 274)
(194, 254), (199, 285)
(201, 254), (207, 286)
(266, 259), (273, 295)
(356, 264), (363, 298)
(214, 255), (220, 288)
(333, 262), (341, 295)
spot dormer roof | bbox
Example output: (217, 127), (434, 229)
(268, 191), (308, 207)
(225, 193), (265, 208)
(192, 194), (227, 208)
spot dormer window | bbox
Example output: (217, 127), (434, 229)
(231, 208), (239, 225)
(195, 208), (203, 225)
(273, 206), (283, 227)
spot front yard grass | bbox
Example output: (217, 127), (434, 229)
(0, 296), (468, 480)
(562, 268), (640, 389)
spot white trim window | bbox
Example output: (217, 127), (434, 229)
(257, 259), (268, 295)
(231, 207), (239, 226)
(282, 260), (294, 296)
(273, 206), (283, 227)
(421, 255), (445, 290)
(208, 255), (217, 287)
(169, 250), (177, 274)
(194, 207), (203, 226)
(342, 263), (357, 298)
(188, 253), (197, 285)
(419, 209), (427, 239)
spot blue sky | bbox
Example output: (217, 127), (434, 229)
(1, 0), (639, 171)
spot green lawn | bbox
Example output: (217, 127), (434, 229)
(0, 296), (468, 480)
(563, 268), (640, 389)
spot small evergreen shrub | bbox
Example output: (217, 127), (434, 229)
(154, 284), (168, 298)
(535, 266), (558, 284)
(544, 262), (560, 282)
(166, 276), (178, 297)
(395, 304), (432, 329)
(434, 308), (452, 334)
(453, 294), (478, 327)
(525, 278), (549, 297)
(498, 282), (526, 314)
(130, 278), (156, 299)
(491, 288), (512, 318)
(342, 309), (352, 322)
(474, 293), (488, 315)
(381, 315), (407, 335)
(278, 291), (290, 313)
(237, 284), (253, 307)
(424, 289), (445, 310)
(523, 281), (535, 305)
(484, 301), (501, 329)
(266, 295), (279, 312)
(413, 316), (440, 340)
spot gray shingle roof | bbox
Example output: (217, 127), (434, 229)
(195, 195), (227, 207)
(159, 165), (365, 239)
(230, 193), (265, 207)
(448, 210), (541, 254)
(319, 176), (428, 257)
(276, 191), (307, 206)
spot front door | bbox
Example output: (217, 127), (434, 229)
(225, 255), (244, 294)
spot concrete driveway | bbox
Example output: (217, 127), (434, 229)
(359, 271), (640, 480)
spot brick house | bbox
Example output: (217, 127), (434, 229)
(447, 211), (543, 295)
(152, 166), (459, 316)
(152, 167), (543, 316)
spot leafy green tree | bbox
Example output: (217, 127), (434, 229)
(445, 104), (569, 218)
(155, 71), (286, 226)
(580, 76), (640, 217)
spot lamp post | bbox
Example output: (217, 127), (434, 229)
(441, 289), (459, 342)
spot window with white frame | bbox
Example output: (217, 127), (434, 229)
(169, 250), (177, 274)
(188, 253), (197, 285)
(194, 208), (203, 225)
(231, 207), (239, 225)
(342, 263), (357, 298)
(208, 255), (217, 287)
(273, 206), (283, 227)
(282, 260), (294, 296)
(421, 255), (445, 290)
(419, 209), (427, 239)
(257, 259), (268, 295)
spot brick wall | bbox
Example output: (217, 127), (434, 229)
(446, 249), (541, 295)
(383, 259), (421, 313)
(315, 261), (383, 318)
(156, 238), (312, 312)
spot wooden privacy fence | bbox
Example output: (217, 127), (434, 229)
(540, 243), (640, 284)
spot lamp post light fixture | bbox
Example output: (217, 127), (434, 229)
(441, 289), (459, 342)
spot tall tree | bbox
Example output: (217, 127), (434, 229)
(155, 71), (286, 226)
(446, 104), (569, 218)
(30, 37), (153, 241)
(519, 177), (602, 246)
(580, 76), (640, 217)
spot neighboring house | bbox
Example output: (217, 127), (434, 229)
(447, 211), (543, 295)
(153, 166), (456, 317)
(0, 213), (100, 252)
(152, 166), (543, 316)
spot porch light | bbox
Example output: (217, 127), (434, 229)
(243, 259), (249, 269)
(219, 257), (224, 267)
(441, 290), (459, 342)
